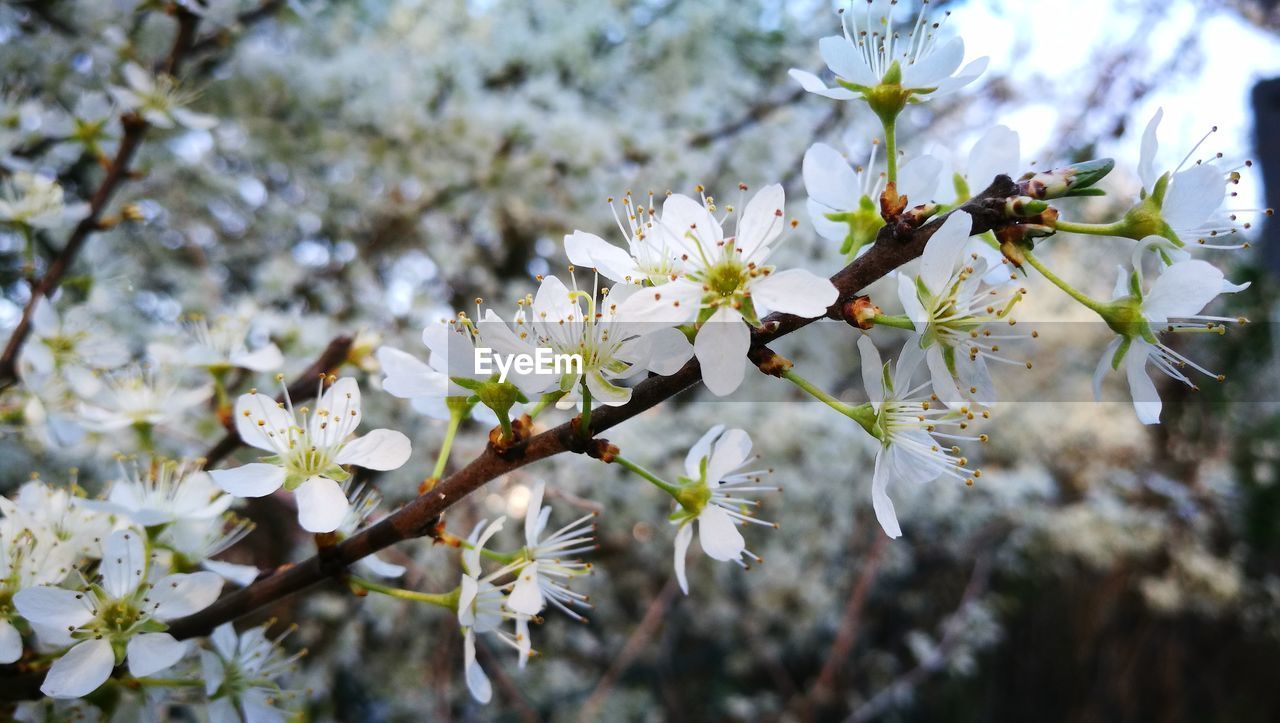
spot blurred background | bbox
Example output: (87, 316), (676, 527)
(3, 0), (1280, 720)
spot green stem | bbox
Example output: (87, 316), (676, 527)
(1023, 251), (1108, 314)
(432, 406), (464, 481)
(871, 314), (916, 330)
(349, 576), (460, 610)
(1052, 219), (1127, 237)
(528, 390), (566, 420)
(577, 381), (593, 441)
(782, 370), (878, 433)
(882, 119), (898, 185)
(613, 454), (681, 497)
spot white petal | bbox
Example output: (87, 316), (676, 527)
(210, 463), (286, 498)
(930, 57), (988, 96)
(695, 307), (750, 397)
(925, 345), (965, 409)
(308, 378), (362, 448)
(685, 425), (725, 479)
(893, 334), (927, 393)
(673, 522), (694, 595)
(898, 155), (945, 203)
(127, 633), (188, 677)
(199, 557), (257, 586)
(201, 650), (226, 697)
(230, 344), (283, 373)
(210, 623), (239, 660)
(507, 562), (545, 615)
(612, 279), (701, 325)
(1138, 108), (1164, 192)
(0, 619), (22, 664)
(1163, 164), (1224, 231)
(808, 199), (850, 244)
(871, 449), (902, 539)
(858, 335), (885, 408)
(919, 211), (973, 296)
(706, 428), (752, 483)
(294, 477), (350, 533)
(750, 269), (837, 318)
(524, 480), (547, 545)
(40, 638), (115, 699)
(100, 529), (145, 599)
(147, 572), (223, 620)
(242, 688), (287, 723)
(819, 35), (879, 86)
(377, 346), (449, 399)
(464, 632), (492, 704)
(532, 274), (580, 322)
(897, 273), (928, 328)
(900, 36), (964, 88)
(788, 68), (858, 99)
(356, 554), (406, 579)
(13, 587), (94, 629)
(696, 506), (745, 562)
(736, 184), (786, 259)
(334, 428), (412, 470)
(1125, 342), (1162, 425)
(660, 193), (722, 258)
(564, 230), (640, 283)
(585, 369), (632, 406)
(1093, 337), (1122, 402)
(233, 393), (293, 454)
(170, 107), (218, 130)
(966, 125), (1020, 187)
(1142, 260), (1226, 323)
(804, 143), (860, 211)
(616, 327), (693, 376)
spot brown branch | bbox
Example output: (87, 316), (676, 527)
(161, 175), (1020, 641)
(804, 534), (890, 715)
(0, 176), (1021, 702)
(577, 579), (681, 722)
(0, 8), (203, 388)
(201, 335), (354, 467)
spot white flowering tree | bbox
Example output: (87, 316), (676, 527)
(0, 0), (1275, 720)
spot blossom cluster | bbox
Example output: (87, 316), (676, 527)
(0, 0), (1267, 716)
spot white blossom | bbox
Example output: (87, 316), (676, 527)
(670, 426), (777, 594)
(13, 529), (222, 699)
(201, 623), (300, 723)
(0, 172), (85, 229)
(457, 517), (533, 705)
(76, 364), (211, 434)
(858, 335), (981, 539)
(616, 185), (838, 396)
(209, 378), (412, 533)
(506, 480), (594, 620)
(108, 63), (217, 131)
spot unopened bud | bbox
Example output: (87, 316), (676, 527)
(1005, 197), (1048, 217)
(120, 204), (145, 222)
(879, 182), (907, 222)
(844, 296), (881, 329)
(1018, 158), (1114, 200)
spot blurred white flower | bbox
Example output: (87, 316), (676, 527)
(20, 298), (130, 397)
(14, 529), (222, 698)
(209, 378), (411, 533)
(108, 63), (217, 131)
(149, 313), (283, 374)
(564, 191), (683, 285)
(0, 172), (85, 229)
(82, 458), (232, 527)
(201, 622), (300, 723)
(0, 527), (77, 664)
(0, 479), (115, 558)
(76, 364), (211, 434)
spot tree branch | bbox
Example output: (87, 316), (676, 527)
(0, 176), (1021, 702)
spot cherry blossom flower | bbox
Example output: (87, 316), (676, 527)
(76, 364), (211, 435)
(564, 191), (684, 285)
(201, 623), (300, 723)
(108, 62), (217, 130)
(151, 313), (284, 374)
(529, 274), (692, 407)
(1093, 259), (1249, 425)
(82, 458), (232, 527)
(897, 211), (1026, 408)
(0, 479), (115, 558)
(804, 141), (943, 257)
(669, 426), (777, 594)
(790, 1), (987, 105)
(13, 529), (222, 698)
(616, 185), (838, 396)
(506, 480), (594, 620)
(858, 335), (981, 539)
(209, 378), (411, 533)
(0, 172), (85, 229)
(20, 298), (130, 397)
(457, 517), (533, 704)
(0, 527), (76, 664)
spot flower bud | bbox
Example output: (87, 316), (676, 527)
(1018, 158), (1114, 200)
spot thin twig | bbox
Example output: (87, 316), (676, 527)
(577, 579), (681, 723)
